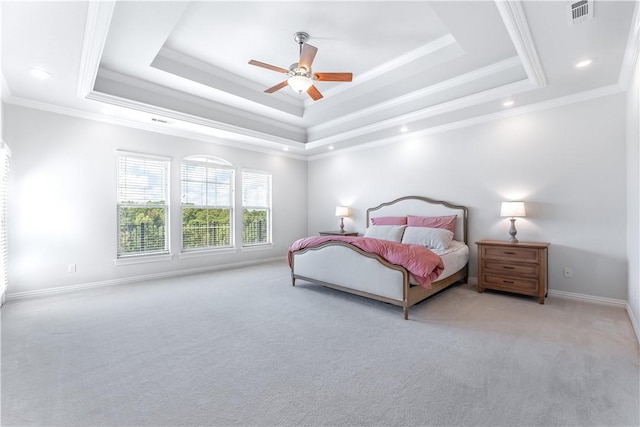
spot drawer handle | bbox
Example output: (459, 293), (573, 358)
(502, 280), (514, 284)
(503, 251), (516, 255)
(502, 266), (515, 269)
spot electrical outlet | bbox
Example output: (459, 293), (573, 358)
(67, 264), (76, 273)
(563, 267), (572, 278)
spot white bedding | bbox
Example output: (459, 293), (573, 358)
(410, 240), (469, 285)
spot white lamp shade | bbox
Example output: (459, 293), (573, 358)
(335, 206), (350, 217)
(288, 75), (313, 93)
(500, 201), (526, 217)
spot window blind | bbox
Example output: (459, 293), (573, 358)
(181, 157), (235, 250)
(0, 142), (10, 304)
(118, 155), (168, 204)
(242, 170), (271, 246)
(181, 162), (233, 208)
(117, 153), (169, 257)
(242, 171), (270, 209)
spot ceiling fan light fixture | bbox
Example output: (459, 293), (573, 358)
(288, 75), (313, 94)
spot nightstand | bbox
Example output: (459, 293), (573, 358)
(319, 231), (358, 236)
(476, 240), (550, 304)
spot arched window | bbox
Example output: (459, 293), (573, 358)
(181, 156), (235, 251)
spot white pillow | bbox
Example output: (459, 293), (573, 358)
(363, 225), (406, 242)
(401, 226), (454, 250)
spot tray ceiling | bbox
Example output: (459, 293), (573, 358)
(2, 1), (638, 157)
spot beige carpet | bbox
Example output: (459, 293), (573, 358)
(1, 261), (638, 426)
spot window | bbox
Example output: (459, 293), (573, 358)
(117, 152), (169, 258)
(0, 142), (10, 304)
(242, 170), (271, 246)
(181, 156), (234, 251)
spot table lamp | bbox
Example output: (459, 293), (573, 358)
(335, 206), (350, 233)
(500, 201), (526, 243)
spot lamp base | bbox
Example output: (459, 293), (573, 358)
(339, 217), (345, 233)
(508, 218), (519, 243)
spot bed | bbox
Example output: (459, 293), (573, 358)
(288, 196), (469, 319)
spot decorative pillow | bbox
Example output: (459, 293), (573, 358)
(407, 215), (457, 233)
(371, 216), (407, 226)
(401, 226), (454, 250)
(363, 225), (406, 242)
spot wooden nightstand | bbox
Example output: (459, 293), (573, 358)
(476, 240), (550, 304)
(319, 231), (358, 236)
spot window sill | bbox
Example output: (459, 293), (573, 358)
(179, 248), (238, 259)
(114, 253), (173, 266)
(241, 243), (273, 252)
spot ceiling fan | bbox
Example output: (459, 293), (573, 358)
(248, 32), (353, 101)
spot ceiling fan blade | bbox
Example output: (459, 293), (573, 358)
(314, 72), (353, 82)
(298, 43), (318, 71)
(249, 60), (289, 74)
(264, 80), (289, 93)
(307, 85), (323, 101)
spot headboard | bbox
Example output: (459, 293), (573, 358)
(365, 196), (469, 245)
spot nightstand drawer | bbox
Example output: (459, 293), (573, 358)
(482, 260), (539, 277)
(482, 274), (538, 293)
(482, 246), (539, 263)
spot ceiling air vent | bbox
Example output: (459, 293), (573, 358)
(567, 0), (593, 26)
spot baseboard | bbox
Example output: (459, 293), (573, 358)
(547, 289), (627, 307)
(5, 257), (286, 301)
(626, 303), (640, 346)
(469, 277), (627, 307)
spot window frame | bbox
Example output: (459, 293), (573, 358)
(0, 142), (10, 303)
(180, 155), (236, 253)
(115, 151), (171, 264)
(241, 168), (272, 248)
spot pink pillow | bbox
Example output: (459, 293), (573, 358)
(371, 216), (407, 225)
(407, 215), (457, 233)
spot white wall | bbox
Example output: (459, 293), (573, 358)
(308, 94), (628, 300)
(627, 52), (640, 334)
(5, 105), (308, 295)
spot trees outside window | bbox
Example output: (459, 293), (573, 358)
(242, 170), (271, 246)
(181, 156), (234, 251)
(117, 152), (169, 257)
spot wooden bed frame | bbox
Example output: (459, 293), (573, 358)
(290, 196), (469, 319)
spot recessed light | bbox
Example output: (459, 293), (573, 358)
(575, 59), (593, 68)
(400, 125), (409, 133)
(503, 100), (515, 107)
(328, 146), (334, 150)
(282, 147), (289, 152)
(29, 67), (51, 79)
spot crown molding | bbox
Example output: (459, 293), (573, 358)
(76, 0), (115, 98)
(4, 81), (623, 163)
(495, 0), (547, 88)
(306, 78), (535, 149)
(308, 56), (523, 136)
(152, 46), (304, 117)
(87, 90), (305, 148)
(618, 0), (640, 89)
(4, 95), (307, 160)
(304, 34), (458, 106)
(308, 83), (623, 160)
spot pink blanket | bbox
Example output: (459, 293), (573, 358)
(288, 236), (444, 289)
